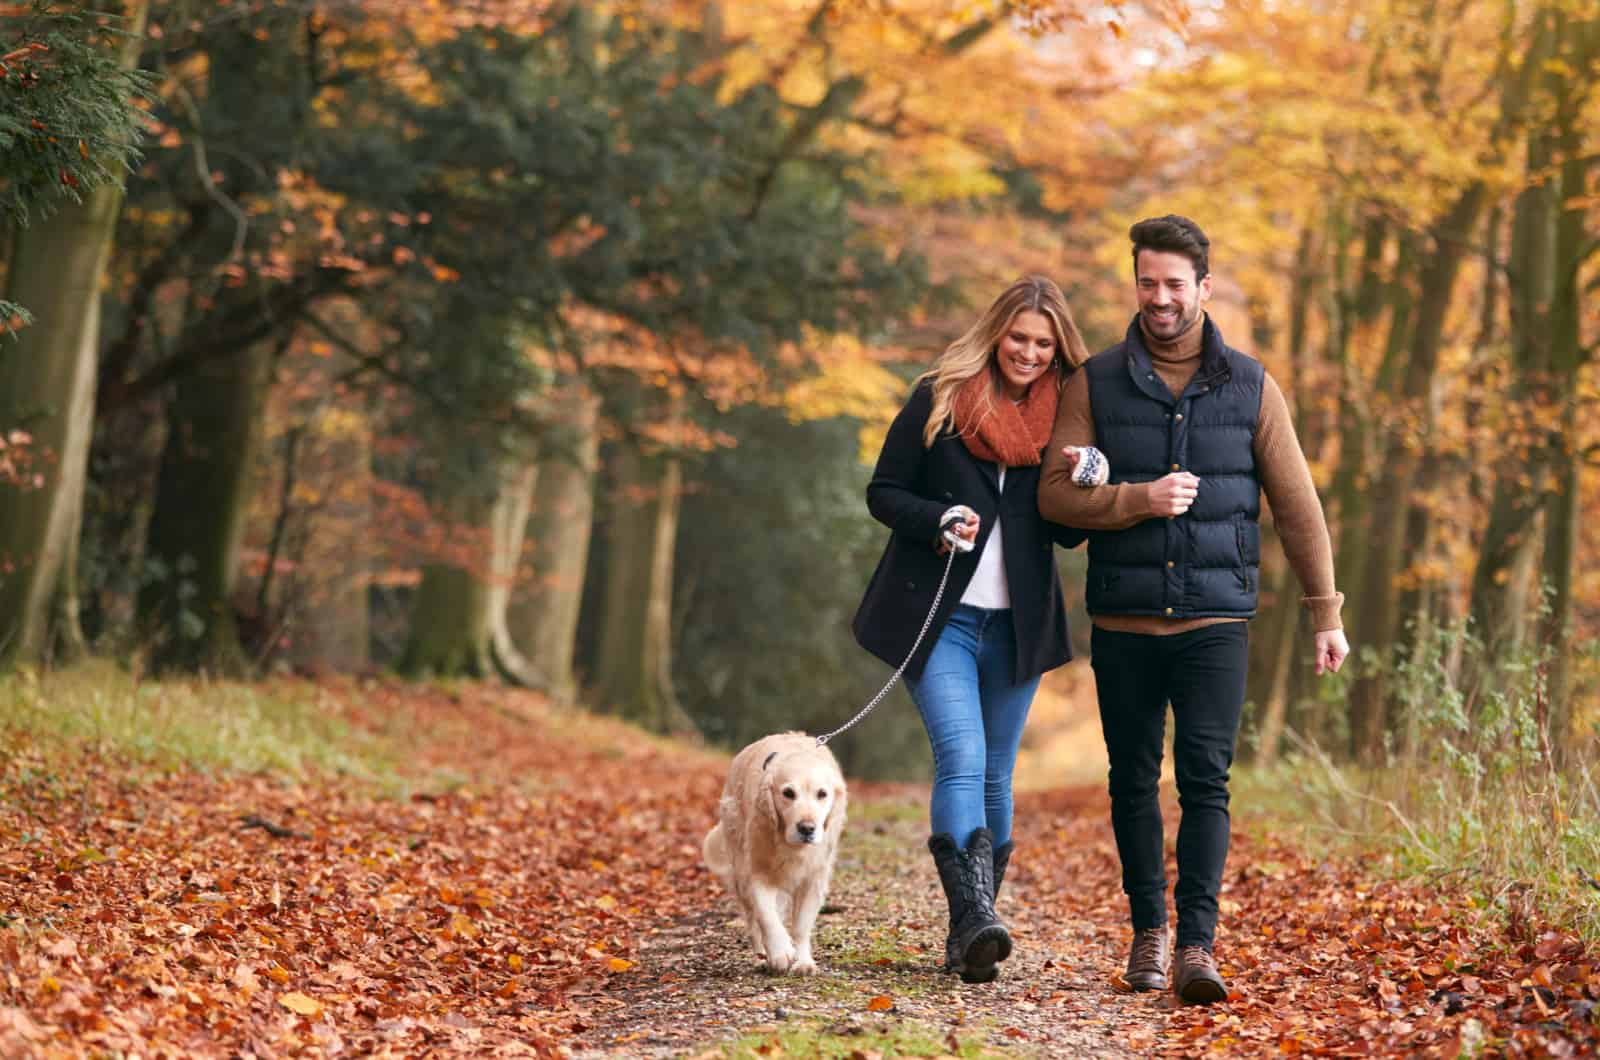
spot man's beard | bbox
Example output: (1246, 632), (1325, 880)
(1142, 304), (1201, 339)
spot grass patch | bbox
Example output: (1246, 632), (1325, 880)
(1236, 751), (1600, 946)
(713, 1017), (1007, 1059)
(0, 661), (413, 794)
(851, 797), (926, 826)
(1236, 620), (1600, 946)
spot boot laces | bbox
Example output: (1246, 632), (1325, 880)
(1132, 929), (1166, 967)
(1178, 945), (1215, 971)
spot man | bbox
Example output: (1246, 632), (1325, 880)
(1037, 215), (1349, 1004)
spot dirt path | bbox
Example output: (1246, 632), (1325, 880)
(571, 785), (1155, 1059)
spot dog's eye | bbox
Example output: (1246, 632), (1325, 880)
(817, 790), (828, 801)
(782, 787), (796, 800)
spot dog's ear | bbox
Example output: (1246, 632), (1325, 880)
(767, 773), (786, 837)
(824, 780), (847, 835)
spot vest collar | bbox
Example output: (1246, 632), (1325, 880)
(1121, 314), (1233, 405)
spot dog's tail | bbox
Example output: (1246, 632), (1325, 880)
(702, 823), (732, 881)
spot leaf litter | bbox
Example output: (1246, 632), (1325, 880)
(0, 677), (1594, 1057)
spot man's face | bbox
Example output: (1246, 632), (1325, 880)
(1135, 248), (1210, 341)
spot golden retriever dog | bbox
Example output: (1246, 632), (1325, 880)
(702, 732), (848, 975)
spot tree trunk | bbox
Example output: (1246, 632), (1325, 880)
(1346, 188), (1487, 762)
(137, 343), (273, 674)
(1252, 554), (1302, 766)
(510, 386), (599, 702)
(1538, 19), (1595, 754)
(398, 562), (492, 678)
(592, 441), (693, 734)
(486, 461), (545, 687)
(286, 407), (373, 672)
(0, 203), (127, 668)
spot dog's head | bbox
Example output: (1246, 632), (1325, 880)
(764, 747), (847, 848)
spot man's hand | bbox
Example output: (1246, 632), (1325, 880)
(1314, 629), (1349, 675)
(1147, 472), (1200, 517)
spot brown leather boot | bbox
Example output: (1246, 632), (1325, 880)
(1125, 926), (1170, 991)
(1173, 945), (1229, 1004)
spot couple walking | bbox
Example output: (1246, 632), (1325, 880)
(852, 215), (1350, 1003)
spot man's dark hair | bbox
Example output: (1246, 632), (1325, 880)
(1129, 215), (1210, 281)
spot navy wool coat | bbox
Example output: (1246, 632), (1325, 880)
(852, 380), (1086, 684)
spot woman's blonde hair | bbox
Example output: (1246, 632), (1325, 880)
(918, 275), (1090, 447)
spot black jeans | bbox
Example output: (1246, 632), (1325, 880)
(1090, 622), (1249, 949)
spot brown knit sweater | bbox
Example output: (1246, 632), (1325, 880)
(1039, 315), (1344, 635)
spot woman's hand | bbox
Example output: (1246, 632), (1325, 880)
(936, 506), (980, 554)
(1060, 445), (1109, 487)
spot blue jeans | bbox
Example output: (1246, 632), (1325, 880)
(907, 605), (1040, 849)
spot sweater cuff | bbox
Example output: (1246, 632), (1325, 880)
(1301, 592), (1345, 633)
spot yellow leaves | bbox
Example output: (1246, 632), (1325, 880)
(278, 991), (323, 1016)
(507, 953), (523, 972)
(781, 338), (905, 427)
(448, 912), (478, 939)
(866, 994), (894, 1012)
(266, 965), (291, 984)
(606, 957), (635, 972)
(892, 141), (1009, 206)
(595, 894), (618, 911)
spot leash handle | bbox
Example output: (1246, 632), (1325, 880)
(816, 544), (960, 747)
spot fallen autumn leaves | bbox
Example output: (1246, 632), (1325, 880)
(0, 677), (1596, 1056)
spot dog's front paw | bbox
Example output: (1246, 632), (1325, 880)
(764, 939), (797, 974)
(788, 955), (818, 976)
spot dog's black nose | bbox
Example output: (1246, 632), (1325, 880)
(797, 822), (816, 839)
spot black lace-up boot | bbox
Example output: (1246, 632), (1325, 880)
(929, 828), (1012, 983)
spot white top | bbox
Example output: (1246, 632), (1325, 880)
(960, 465), (1010, 609)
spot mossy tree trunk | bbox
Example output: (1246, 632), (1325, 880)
(399, 454), (539, 681)
(399, 561), (493, 678)
(592, 440), (694, 734)
(137, 342), (273, 674)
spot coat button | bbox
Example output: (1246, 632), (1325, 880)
(1165, 607), (1174, 615)
(1175, 413), (1184, 421)
(1167, 560), (1175, 568)
(943, 491), (953, 500)
(906, 581), (917, 591)
(1171, 463), (1180, 471)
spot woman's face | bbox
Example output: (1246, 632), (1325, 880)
(994, 309), (1058, 399)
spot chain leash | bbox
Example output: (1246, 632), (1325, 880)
(815, 544), (959, 748)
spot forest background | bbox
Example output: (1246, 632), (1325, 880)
(3, 0), (1600, 944)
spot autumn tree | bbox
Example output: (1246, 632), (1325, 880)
(0, 0), (149, 669)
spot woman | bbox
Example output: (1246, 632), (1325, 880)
(853, 275), (1093, 983)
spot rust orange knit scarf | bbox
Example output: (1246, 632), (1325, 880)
(951, 369), (1059, 467)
